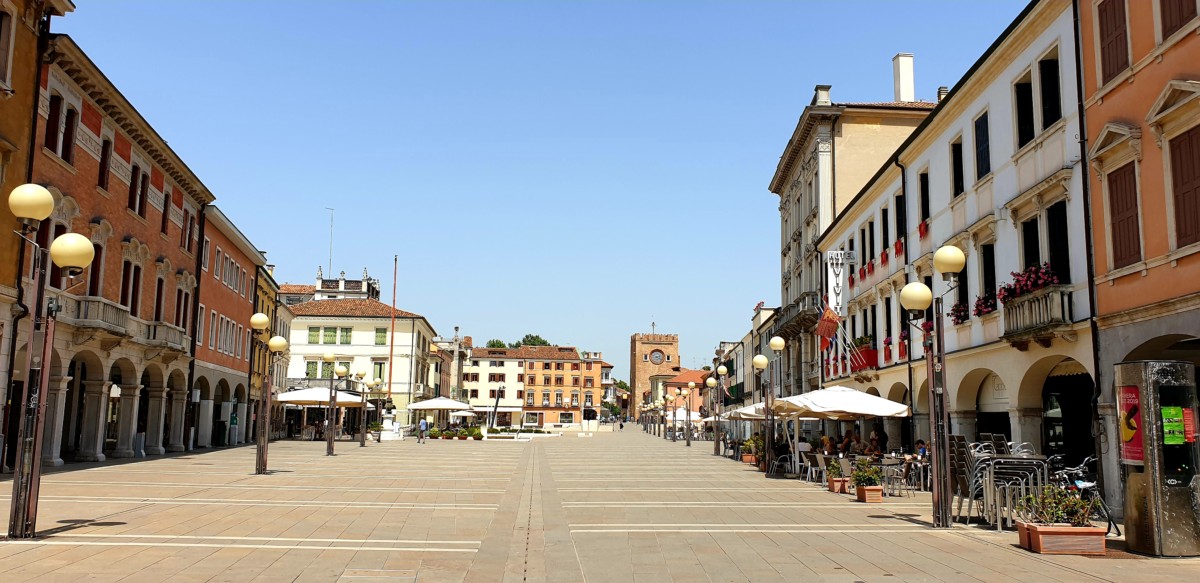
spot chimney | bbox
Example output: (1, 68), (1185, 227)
(892, 53), (914, 102)
(937, 86), (949, 102)
(814, 84), (832, 106)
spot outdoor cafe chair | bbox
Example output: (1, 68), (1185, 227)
(838, 458), (855, 493)
(770, 454), (792, 477)
(805, 453), (823, 482)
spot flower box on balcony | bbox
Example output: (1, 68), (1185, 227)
(859, 267), (867, 280)
(850, 347), (878, 373)
(848, 274), (855, 287)
(918, 220), (929, 239)
(894, 239), (904, 256)
(898, 342), (907, 360)
(867, 261), (875, 275)
(880, 249), (889, 266)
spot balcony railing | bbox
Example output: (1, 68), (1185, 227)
(1000, 285), (1074, 350)
(65, 296), (131, 336)
(772, 291), (821, 338)
(147, 322), (189, 351)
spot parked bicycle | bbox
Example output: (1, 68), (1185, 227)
(1048, 455), (1121, 537)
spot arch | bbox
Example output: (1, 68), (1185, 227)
(953, 367), (1001, 411)
(11, 342), (68, 381)
(108, 357), (137, 385)
(140, 362), (165, 388)
(1122, 334), (1200, 364)
(195, 376), (213, 401)
(167, 368), (187, 391)
(886, 382), (908, 404)
(234, 384), (247, 403)
(67, 350), (105, 381)
(1015, 355), (1091, 410)
(915, 378), (929, 414)
(215, 379), (231, 403)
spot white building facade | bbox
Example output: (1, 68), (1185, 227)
(817, 0), (1095, 461)
(462, 347), (526, 427)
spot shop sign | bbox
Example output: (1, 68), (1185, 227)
(1162, 406), (1185, 445)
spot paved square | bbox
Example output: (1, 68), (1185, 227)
(1, 431), (1197, 582)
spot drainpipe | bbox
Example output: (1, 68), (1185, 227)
(184, 203), (209, 450)
(1072, 0), (1107, 498)
(894, 157), (918, 448)
(4, 9), (53, 471)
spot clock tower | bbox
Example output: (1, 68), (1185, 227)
(628, 331), (680, 419)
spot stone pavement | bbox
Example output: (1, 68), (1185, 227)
(0, 430), (1197, 582)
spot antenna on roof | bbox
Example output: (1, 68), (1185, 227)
(651, 320), (656, 335)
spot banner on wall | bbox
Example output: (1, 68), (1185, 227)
(1119, 385), (1143, 464)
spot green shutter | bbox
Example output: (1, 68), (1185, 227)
(308, 327), (320, 344)
(341, 327), (352, 345)
(375, 328), (387, 345)
(323, 328), (336, 344)
(305, 361), (318, 378)
(321, 362), (334, 378)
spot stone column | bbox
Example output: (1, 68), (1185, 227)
(76, 380), (110, 462)
(949, 411), (977, 441)
(110, 385), (143, 458)
(41, 376), (73, 467)
(235, 402), (248, 445)
(219, 401), (232, 446)
(167, 388), (187, 452)
(144, 385), (168, 455)
(196, 399), (213, 447)
(1009, 408), (1043, 453)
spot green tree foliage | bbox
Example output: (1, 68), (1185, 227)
(485, 339), (507, 348)
(614, 380), (630, 391)
(509, 334), (550, 348)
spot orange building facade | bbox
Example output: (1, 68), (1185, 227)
(1080, 0), (1200, 507)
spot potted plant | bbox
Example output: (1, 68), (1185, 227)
(457, 429), (469, 440)
(367, 421), (383, 442)
(997, 263), (1060, 304)
(973, 293), (997, 317)
(1015, 485), (1106, 555)
(470, 428), (483, 440)
(852, 461), (884, 503)
(898, 330), (909, 359)
(428, 428), (441, 440)
(741, 439), (757, 464)
(949, 301), (970, 325)
(826, 460), (849, 493)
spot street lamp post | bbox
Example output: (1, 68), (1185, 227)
(7, 184), (96, 538)
(322, 353), (344, 456)
(753, 336), (786, 475)
(706, 375), (718, 453)
(657, 398), (665, 438)
(898, 245), (965, 529)
(249, 312), (288, 475)
(684, 382), (694, 447)
(354, 371), (367, 447)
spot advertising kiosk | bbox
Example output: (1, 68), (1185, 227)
(1115, 361), (1200, 556)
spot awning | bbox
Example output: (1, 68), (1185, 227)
(408, 397), (471, 411)
(275, 387), (374, 408)
(772, 385), (910, 420)
(450, 411), (476, 418)
(471, 406), (524, 413)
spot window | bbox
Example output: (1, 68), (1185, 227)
(214, 250), (222, 279)
(153, 277), (164, 321)
(44, 94), (62, 153)
(305, 361), (318, 378)
(1015, 72), (1035, 148)
(543, 375), (550, 385)
(183, 211), (196, 252)
(308, 327), (320, 344)
(1047, 201), (1072, 283)
(1162, 0), (1197, 38)
(867, 221), (875, 258)
(543, 362), (551, 369)
(138, 172), (149, 219)
(1098, 0), (1129, 84)
(323, 327), (336, 344)
(128, 165), (142, 214)
(1107, 162), (1141, 268)
(1021, 218), (1041, 269)
(87, 243), (103, 296)
(950, 138), (965, 196)
(209, 312), (217, 348)
(559, 413), (574, 424)
(881, 208), (890, 248)
(1039, 52), (1062, 129)
(571, 376), (579, 386)
(0, 9), (11, 85)
(555, 392), (563, 406)
(518, 374), (524, 383)
(340, 327), (352, 344)
(918, 172), (931, 221)
(555, 375), (564, 386)
(895, 193), (907, 239)
(584, 378), (594, 388)
(321, 361), (334, 379)
(527, 375), (535, 385)
(666, 354), (672, 362)
(60, 107), (77, 164)
(197, 306), (205, 342)
(160, 190), (171, 234)
(469, 389), (479, 399)
(202, 239), (210, 270)
(642, 354), (648, 362)
(955, 258), (970, 313)
(98, 139), (112, 189)
(974, 113), (991, 179)
(375, 328), (387, 345)
(981, 244), (997, 299)
(373, 362), (385, 381)
(176, 290), (190, 331)
(571, 363), (580, 371)
(1170, 125), (1200, 247)
(555, 362), (563, 371)
(526, 393), (534, 406)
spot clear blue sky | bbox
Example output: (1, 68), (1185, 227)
(58, 0), (1026, 382)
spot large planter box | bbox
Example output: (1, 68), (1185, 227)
(457, 436), (469, 440)
(1025, 524), (1106, 555)
(741, 454), (757, 464)
(855, 485), (884, 503)
(828, 477), (850, 494)
(1016, 520), (1032, 549)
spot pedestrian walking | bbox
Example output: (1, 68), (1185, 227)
(418, 417), (428, 443)
(619, 421), (624, 431)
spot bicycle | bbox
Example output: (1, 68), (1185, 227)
(1049, 455), (1121, 537)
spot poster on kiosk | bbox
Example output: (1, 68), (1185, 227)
(1115, 361), (1200, 557)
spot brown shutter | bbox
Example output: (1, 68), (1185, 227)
(1171, 125), (1200, 247)
(1161, 0), (1198, 38)
(1107, 162), (1141, 269)
(44, 95), (62, 152)
(1098, 0), (1130, 84)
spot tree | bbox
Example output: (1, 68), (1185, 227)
(485, 339), (507, 348)
(509, 333), (550, 348)
(614, 380), (630, 392)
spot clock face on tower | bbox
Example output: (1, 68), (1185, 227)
(650, 350), (665, 365)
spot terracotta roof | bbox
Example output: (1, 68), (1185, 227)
(289, 298), (421, 319)
(840, 101), (938, 109)
(600, 361), (614, 368)
(471, 345), (580, 361)
(665, 368), (710, 386)
(280, 284), (315, 294)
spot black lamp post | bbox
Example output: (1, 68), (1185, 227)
(708, 365), (726, 456)
(898, 244), (965, 529)
(7, 184), (96, 538)
(249, 312), (288, 475)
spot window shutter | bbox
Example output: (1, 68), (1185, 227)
(45, 95), (62, 152)
(1161, 0), (1197, 38)
(308, 327), (320, 344)
(1171, 125), (1200, 247)
(1099, 0), (1129, 84)
(61, 108), (77, 163)
(1107, 163), (1141, 268)
(974, 113), (991, 179)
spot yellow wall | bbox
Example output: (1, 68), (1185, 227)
(833, 111), (928, 217)
(0, 2), (42, 291)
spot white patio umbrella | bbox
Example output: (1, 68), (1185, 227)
(666, 409), (702, 423)
(449, 411), (476, 418)
(726, 402), (766, 421)
(407, 397), (471, 411)
(772, 385), (910, 420)
(276, 387), (374, 408)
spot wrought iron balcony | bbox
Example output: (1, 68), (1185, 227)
(1000, 285), (1074, 350)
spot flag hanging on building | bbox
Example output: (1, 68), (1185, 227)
(814, 306), (841, 339)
